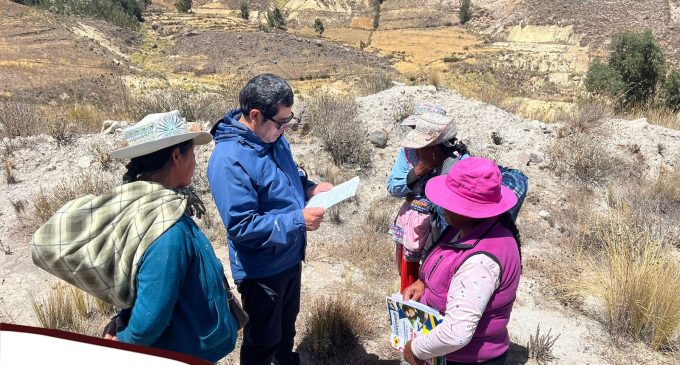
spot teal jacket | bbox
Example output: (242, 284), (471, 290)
(117, 214), (237, 363)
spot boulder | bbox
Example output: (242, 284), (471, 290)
(530, 152), (544, 164)
(101, 120), (129, 134)
(517, 152), (531, 166)
(77, 156), (92, 169)
(369, 130), (388, 148)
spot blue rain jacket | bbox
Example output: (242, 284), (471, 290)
(207, 109), (315, 281)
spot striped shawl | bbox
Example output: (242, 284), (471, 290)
(32, 181), (190, 307)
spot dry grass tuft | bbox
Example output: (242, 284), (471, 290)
(89, 142), (115, 171)
(299, 295), (371, 363)
(339, 227), (394, 279)
(327, 205), (342, 224)
(32, 283), (87, 332)
(0, 101), (41, 139)
(45, 110), (73, 146)
(130, 89), (232, 123)
(555, 100), (611, 136)
(356, 72), (394, 96)
(572, 207), (680, 350)
(392, 101), (415, 125)
(428, 68), (443, 89)
(4, 157), (17, 184)
(320, 163), (350, 185)
(365, 197), (397, 233)
(546, 112), (637, 185)
(621, 104), (680, 131)
(0, 240), (12, 255)
(92, 297), (116, 317)
(32, 283), (116, 334)
(307, 91), (372, 167)
(605, 171), (680, 248)
(66, 104), (101, 133)
(33, 172), (118, 225)
(9, 199), (26, 216)
(547, 133), (622, 185)
(527, 324), (560, 364)
(318, 163), (353, 224)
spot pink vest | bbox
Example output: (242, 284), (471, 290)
(419, 218), (521, 363)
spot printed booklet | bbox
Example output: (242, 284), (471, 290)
(386, 294), (446, 365)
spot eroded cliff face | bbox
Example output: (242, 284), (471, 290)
(250, 0), (680, 64)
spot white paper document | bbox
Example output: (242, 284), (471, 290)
(306, 176), (360, 209)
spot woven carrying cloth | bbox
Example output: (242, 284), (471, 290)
(32, 181), (191, 307)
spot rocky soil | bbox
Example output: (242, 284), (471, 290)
(2, 85), (679, 364)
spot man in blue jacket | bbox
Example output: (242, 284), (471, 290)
(208, 74), (331, 365)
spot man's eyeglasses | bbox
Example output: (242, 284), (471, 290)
(263, 112), (300, 130)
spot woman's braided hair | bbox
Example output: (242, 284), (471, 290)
(445, 137), (469, 156)
(499, 212), (521, 261)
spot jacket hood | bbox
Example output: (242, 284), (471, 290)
(211, 109), (271, 153)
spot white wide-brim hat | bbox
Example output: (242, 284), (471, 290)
(111, 110), (212, 159)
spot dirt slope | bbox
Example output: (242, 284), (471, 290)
(2, 85), (679, 364)
(0, 0), (135, 101)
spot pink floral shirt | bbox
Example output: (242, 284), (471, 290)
(411, 254), (501, 359)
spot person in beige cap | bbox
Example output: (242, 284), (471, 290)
(387, 111), (470, 292)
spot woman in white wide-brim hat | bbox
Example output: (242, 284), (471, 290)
(108, 110), (239, 361)
(32, 110), (238, 362)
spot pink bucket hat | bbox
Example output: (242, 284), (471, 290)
(425, 157), (518, 219)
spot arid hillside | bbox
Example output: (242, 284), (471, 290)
(0, 1), (132, 101)
(482, 0), (680, 66)
(1, 0), (680, 364)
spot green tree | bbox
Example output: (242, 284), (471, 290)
(608, 30), (666, 106)
(240, 0), (249, 20)
(584, 58), (625, 97)
(313, 18), (325, 36)
(119, 0), (144, 21)
(459, 0), (472, 25)
(372, 0), (381, 29)
(266, 6), (286, 29)
(10, 0), (41, 5)
(175, 0), (191, 13)
(663, 69), (680, 111)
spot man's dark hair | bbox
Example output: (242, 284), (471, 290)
(239, 74), (294, 119)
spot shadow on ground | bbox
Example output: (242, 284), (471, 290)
(507, 341), (530, 365)
(298, 339), (401, 365)
(299, 341), (528, 364)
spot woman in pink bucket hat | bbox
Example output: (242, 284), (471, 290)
(387, 106), (527, 297)
(401, 157), (521, 365)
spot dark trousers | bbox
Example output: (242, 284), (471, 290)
(447, 351), (508, 365)
(236, 263), (302, 365)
